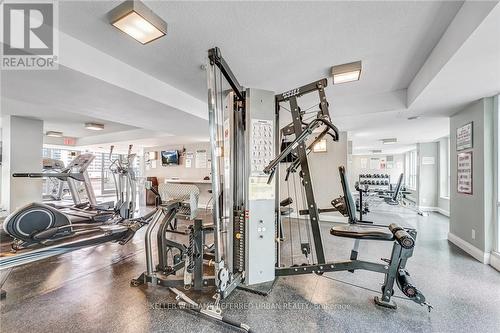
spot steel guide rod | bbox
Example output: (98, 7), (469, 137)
(206, 59), (225, 274)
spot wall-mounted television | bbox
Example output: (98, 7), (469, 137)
(161, 150), (179, 166)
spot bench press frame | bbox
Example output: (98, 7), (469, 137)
(267, 81), (429, 310)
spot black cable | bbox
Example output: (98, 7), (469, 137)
(320, 274), (412, 302)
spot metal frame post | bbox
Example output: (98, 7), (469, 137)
(289, 96), (325, 264)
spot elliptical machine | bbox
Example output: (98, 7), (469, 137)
(108, 145), (137, 220)
(3, 148), (137, 250)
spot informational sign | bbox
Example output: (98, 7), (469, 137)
(422, 156), (435, 165)
(360, 158), (368, 169)
(379, 157), (386, 169)
(195, 149), (207, 168)
(250, 119), (274, 176)
(185, 159), (192, 168)
(457, 152), (473, 195)
(456, 122), (473, 151)
(248, 177), (275, 200)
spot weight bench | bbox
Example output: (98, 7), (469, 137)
(379, 173), (404, 205)
(328, 166), (430, 310)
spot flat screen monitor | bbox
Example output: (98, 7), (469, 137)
(161, 150), (179, 165)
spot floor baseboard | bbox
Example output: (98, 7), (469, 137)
(490, 251), (500, 272)
(417, 206), (450, 217)
(448, 232), (490, 264)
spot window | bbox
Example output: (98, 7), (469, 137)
(495, 96), (500, 252)
(439, 137), (450, 198)
(42, 148), (82, 198)
(405, 149), (417, 190)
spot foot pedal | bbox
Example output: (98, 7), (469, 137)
(374, 296), (397, 309)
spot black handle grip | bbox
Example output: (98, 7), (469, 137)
(12, 173), (31, 177)
(221, 316), (251, 332)
(280, 197), (293, 207)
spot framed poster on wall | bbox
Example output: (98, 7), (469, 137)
(457, 151), (473, 195)
(456, 122), (473, 151)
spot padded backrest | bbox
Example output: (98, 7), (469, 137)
(392, 173), (404, 200)
(338, 166), (357, 223)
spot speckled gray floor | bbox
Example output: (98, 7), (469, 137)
(1, 205), (499, 333)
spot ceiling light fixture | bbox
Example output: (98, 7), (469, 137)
(407, 116), (420, 120)
(46, 131), (63, 138)
(331, 61), (362, 84)
(108, 1), (168, 44)
(371, 149), (383, 154)
(85, 123), (105, 131)
(381, 138), (398, 145)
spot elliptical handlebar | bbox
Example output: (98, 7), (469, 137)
(109, 145), (115, 161)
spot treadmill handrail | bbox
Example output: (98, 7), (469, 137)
(12, 172), (85, 181)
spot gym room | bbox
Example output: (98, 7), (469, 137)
(0, 1), (499, 332)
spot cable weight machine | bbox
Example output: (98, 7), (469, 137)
(132, 47), (431, 321)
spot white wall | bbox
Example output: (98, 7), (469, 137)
(280, 132), (348, 222)
(350, 154), (405, 187)
(1, 116), (43, 212)
(143, 142), (212, 206)
(449, 97), (495, 263)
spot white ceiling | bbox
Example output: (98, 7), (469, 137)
(1, 1), (499, 155)
(58, 1), (461, 99)
(1, 65), (209, 136)
(2, 96), (137, 138)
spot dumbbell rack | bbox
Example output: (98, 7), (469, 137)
(358, 174), (391, 189)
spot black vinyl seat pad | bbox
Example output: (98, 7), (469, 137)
(331, 224), (394, 241)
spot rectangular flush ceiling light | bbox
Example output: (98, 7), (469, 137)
(46, 131), (63, 137)
(108, 1), (167, 44)
(331, 61), (362, 84)
(85, 122), (105, 131)
(381, 138), (398, 145)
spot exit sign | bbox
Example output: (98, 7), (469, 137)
(64, 137), (76, 145)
